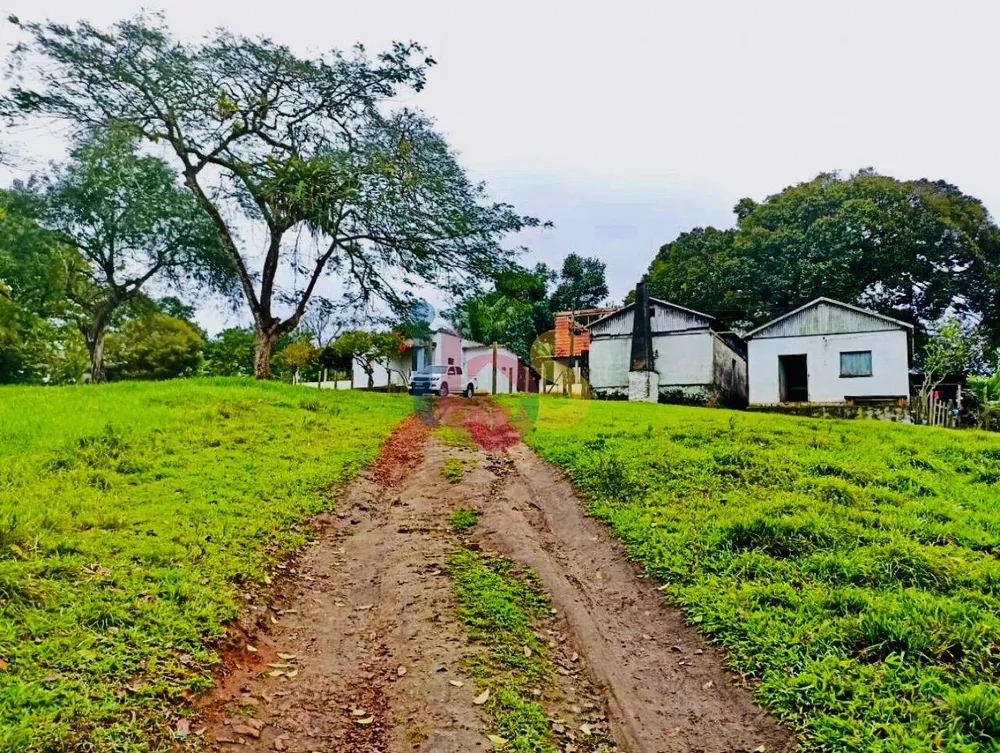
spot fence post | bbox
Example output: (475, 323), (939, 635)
(492, 342), (498, 395)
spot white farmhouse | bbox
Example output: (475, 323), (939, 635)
(587, 297), (748, 406)
(745, 297), (912, 405)
(351, 328), (462, 389)
(351, 328), (524, 393)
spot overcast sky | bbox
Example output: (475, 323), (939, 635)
(3, 0), (1000, 332)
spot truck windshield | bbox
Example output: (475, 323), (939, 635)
(418, 365), (447, 374)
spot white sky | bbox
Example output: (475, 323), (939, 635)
(3, 0), (1000, 332)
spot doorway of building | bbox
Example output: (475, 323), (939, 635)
(778, 354), (808, 402)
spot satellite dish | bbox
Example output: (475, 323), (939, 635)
(408, 299), (435, 325)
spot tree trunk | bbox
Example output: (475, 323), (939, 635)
(86, 326), (107, 384)
(254, 327), (280, 379)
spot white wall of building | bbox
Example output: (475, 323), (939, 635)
(653, 331), (714, 386)
(589, 331), (716, 394)
(351, 354), (410, 389)
(464, 345), (520, 394)
(748, 329), (910, 405)
(300, 380), (354, 390)
(588, 337), (631, 390)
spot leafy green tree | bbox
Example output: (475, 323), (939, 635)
(968, 354), (1000, 430)
(272, 336), (318, 383)
(203, 328), (256, 377)
(4, 14), (539, 378)
(105, 313), (203, 381)
(22, 321), (90, 384)
(495, 263), (555, 334)
(0, 281), (21, 379)
(549, 253), (609, 312)
(640, 226), (745, 313)
(316, 341), (352, 378)
(448, 257), (607, 360)
(645, 171), (1000, 344)
(916, 318), (980, 405)
(447, 293), (537, 361)
(0, 188), (80, 322)
(33, 127), (225, 382)
(331, 330), (402, 388)
(151, 296), (204, 331)
(0, 189), (88, 383)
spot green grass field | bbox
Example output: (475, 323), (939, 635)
(0, 379), (409, 752)
(513, 397), (1000, 752)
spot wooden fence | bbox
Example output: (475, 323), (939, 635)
(914, 392), (957, 428)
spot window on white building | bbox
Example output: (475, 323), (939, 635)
(840, 350), (873, 377)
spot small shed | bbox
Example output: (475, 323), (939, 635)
(587, 296), (748, 406)
(745, 298), (912, 405)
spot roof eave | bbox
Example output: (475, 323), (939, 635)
(744, 297), (915, 339)
(588, 297), (720, 333)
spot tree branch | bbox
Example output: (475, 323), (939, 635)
(179, 166), (261, 316)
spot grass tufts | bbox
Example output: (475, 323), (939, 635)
(511, 397), (1000, 751)
(0, 379), (410, 751)
(442, 457), (473, 484)
(448, 547), (555, 752)
(949, 684), (1000, 741)
(450, 507), (480, 532)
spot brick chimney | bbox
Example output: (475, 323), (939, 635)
(630, 282), (654, 371)
(627, 281), (659, 402)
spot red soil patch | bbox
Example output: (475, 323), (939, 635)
(370, 415), (430, 487)
(194, 626), (280, 727)
(461, 405), (521, 452)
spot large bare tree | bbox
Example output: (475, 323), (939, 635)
(4, 14), (538, 376)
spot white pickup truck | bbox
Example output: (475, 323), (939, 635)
(408, 364), (476, 397)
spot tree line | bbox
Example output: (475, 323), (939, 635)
(0, 160), (610, 384)
(446, 252), (609, 361)
(1, 13), (540, 381)
(5, 14), (1000, 396)
(642, 170), (1000, 357)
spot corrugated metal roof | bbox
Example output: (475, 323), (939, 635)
(745, 298), (914, 339)
(589, 298), (716, 338)
(552, 307), (618, 322)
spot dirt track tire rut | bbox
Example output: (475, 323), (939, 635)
(195, 403), (793, 753)
(469, 442), (794, 753)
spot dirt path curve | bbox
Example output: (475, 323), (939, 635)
(194, 400), (793, 753)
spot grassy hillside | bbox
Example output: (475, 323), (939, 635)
(514, 397), (1000, 752)
(0, 379), (410, 752)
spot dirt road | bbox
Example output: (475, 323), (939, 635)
(195, 400), (793, 753)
